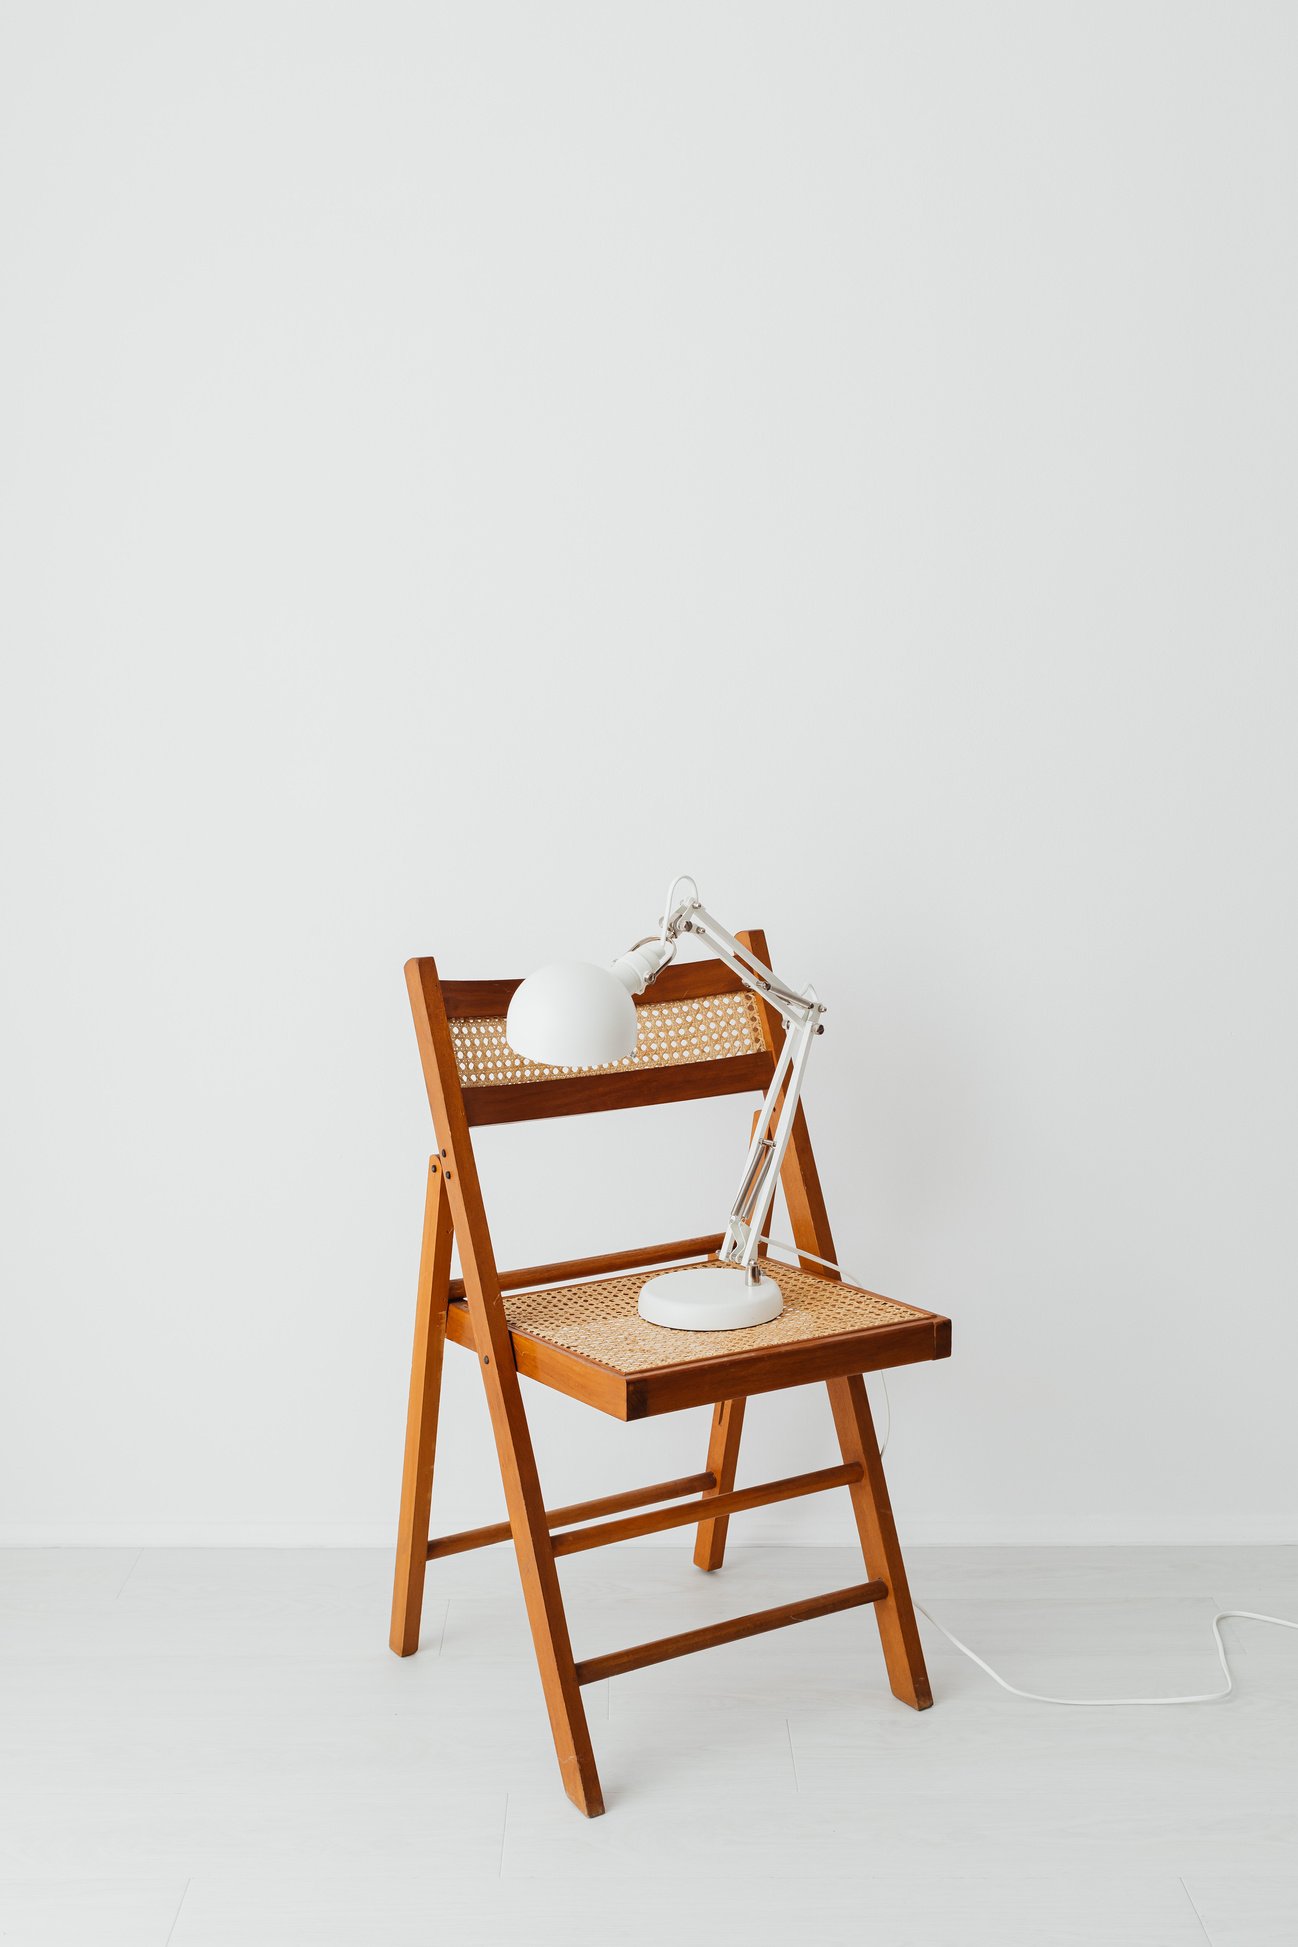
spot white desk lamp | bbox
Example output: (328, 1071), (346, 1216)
(506, 875), (826, 1332)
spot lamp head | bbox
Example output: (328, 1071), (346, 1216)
(504, 936), (676, 1069)
(505, 960), (639, 1068)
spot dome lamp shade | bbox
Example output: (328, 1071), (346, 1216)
(505, 960), (639, 1069)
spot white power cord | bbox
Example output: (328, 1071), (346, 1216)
(764, 1237), (1298, 1707)
(911, 1600), (1298, 1705)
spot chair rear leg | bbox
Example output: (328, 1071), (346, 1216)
(693, 1397), (746, 1571)
(390, 1159), (454, 1657)
(828, 1373), (932, 1709)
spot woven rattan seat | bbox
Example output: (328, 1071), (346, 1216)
(445, 1254), (948, 1418)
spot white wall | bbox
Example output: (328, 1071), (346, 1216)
(2, 2), (1295, 1548)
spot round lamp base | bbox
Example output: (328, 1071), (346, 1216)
(636, 1265), (783, 1332)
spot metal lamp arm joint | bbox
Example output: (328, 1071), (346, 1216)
(661, 899), (819, 1028)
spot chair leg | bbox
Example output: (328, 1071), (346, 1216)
(827, 1373), (933, 1710)
(476, 1367), (605, 1817)
(390, 1160), (454, 1657)
(502, 1462), (606, 1817)
(693, 1397), (747, 1571)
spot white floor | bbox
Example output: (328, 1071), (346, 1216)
(1, 1544), (1296, 1945)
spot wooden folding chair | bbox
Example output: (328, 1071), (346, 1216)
(390, 935), (952, 1817)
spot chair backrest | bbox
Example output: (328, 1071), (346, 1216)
(403, 930), (831, 1326)
(407, 942), (779, 1131)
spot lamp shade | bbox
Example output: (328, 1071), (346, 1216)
(505, 960), (639, 1068)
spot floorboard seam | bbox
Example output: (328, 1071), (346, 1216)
(163, 1877), (191, 1946)
(1179, 1877), (1214, 1943)
(113, 1548), (143, 1599)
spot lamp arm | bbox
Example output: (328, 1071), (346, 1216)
(718, 1008), (820, 1274)
(664, 899), (820, 1027)
(641, 888), (827, 1282)
(613, 892), (819, 1028)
